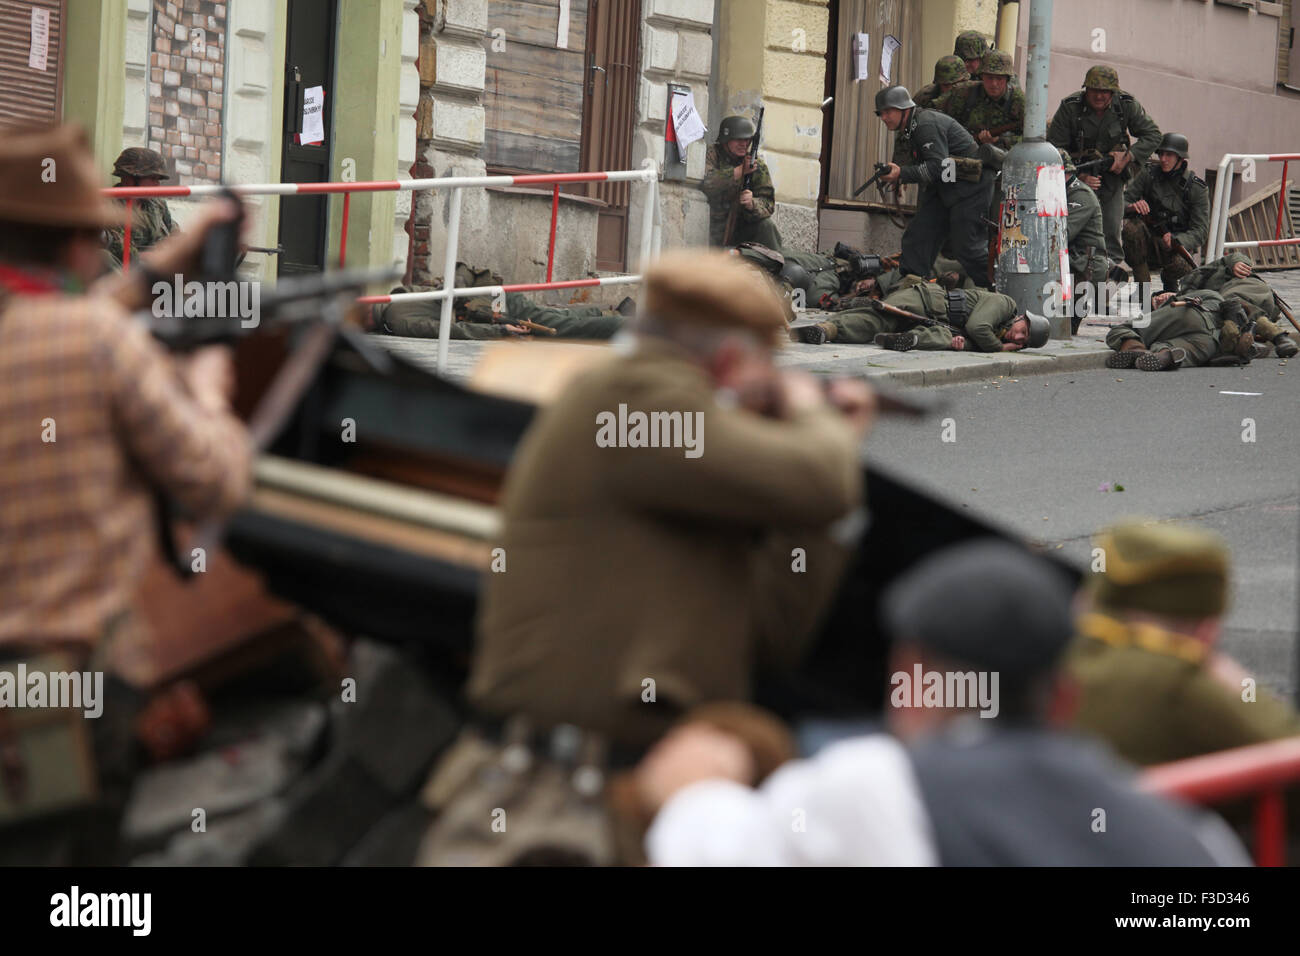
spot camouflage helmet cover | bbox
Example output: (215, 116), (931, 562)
(953, 31), (990, 61)
(1083, 65), (1121, 92)
(980, 49), (1014, 78)
(875, 86), (916, 113)
(112, 147), (170, 180)
(1057, 147), (1076, 174)
(933, 55), (969, 85)
(718, 115), (756, 142)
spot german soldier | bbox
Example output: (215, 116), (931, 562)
(1048, 66), (1162, 268)
(698, 115), (782, 250)
(876, 86), (996, 290)
(1105, 289), (1246, 370)
(1122, 133), (1209, 291)
(1176, 253), (1298, 359)
(1059, 149), (1110, 330)
(794, 279), (1048, 353)
(934, 49), (1025, 150)
(913, 56), (970, 110)
(104, 147), (177, 268)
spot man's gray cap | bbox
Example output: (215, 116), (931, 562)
(882, 539), (1074, 684)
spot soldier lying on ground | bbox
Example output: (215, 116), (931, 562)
(104, 147), (177, 269)
(1105, 290), (1262, 371)
(373, 263), (634, 340)
(793, 278), (1049, 353)
(1176, 252), (1298, 359)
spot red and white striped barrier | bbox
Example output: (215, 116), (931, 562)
(1207, 152), (1300, 262)
(105, 165), (662, 373)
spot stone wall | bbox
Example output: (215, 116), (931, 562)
(147, 0), (227, 184)
(631, 0), (715, 261)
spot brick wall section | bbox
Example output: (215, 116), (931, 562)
(148, 0), (226, 184)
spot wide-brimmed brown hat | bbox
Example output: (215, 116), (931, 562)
(0, 123), (123, 229)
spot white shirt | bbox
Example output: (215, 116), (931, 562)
(645, 734), (938, 866)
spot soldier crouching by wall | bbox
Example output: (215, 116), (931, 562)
(698, 115), (782, 250)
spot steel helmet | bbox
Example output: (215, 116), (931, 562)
(933, 55), (968, 86)
(1024, 312), (1051, 348)
(875, 86), (916, 114)
(1083, 65), (1121, 92)
(112, 147), (170, 180)
(1157, 133), (1189, 159)
(718, 115), (756, 142)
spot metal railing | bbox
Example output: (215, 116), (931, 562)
(1142, 735), (1300, 866)
(105, 163), (663, 374)
(1206, 153), (1300, 261)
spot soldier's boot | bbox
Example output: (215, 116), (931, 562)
(1106, 349), (1145, 369)
(793, 321), (835, 345)
(875, 331), (919, 352)
(1234, 331), (1257, 361)
(1128, 260), (1152, 286)
(1272, 333), (1298, 359)
(1135, 347), (1186, 371)
(834, 241), (866, 262)
(615, 296), (637, 318)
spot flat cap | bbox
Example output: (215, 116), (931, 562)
(640, 249), (789, 341)
(1089, 519), (1229, 618)
(883, 539), (1075, 685)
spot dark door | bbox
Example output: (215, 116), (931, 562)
(579, 0), (640, 272)
(278, 0), (338, 276)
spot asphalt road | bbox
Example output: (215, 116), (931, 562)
(864, 363), (1300, 699)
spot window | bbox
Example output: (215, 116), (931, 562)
(484, 0), (588, 173)
(0, 0), (65, 125)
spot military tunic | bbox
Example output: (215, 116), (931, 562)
(1105, 288), (1224, 366)
(1047, 91), (1162, 261)
(699, 144), (782, 249)
(103, 196), (177, 268)
(380, 292), (624, 340)
(933, 81), (1026, 150)
(819, 284), (1018, 350)
(895, 108), (995, 289)
(1066, 177), (1109, 285)
(1121, 162), (1208, 289)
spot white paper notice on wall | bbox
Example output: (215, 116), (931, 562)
(557, 0), (571, 49)
(880, 35), (901, 85)
(301, 86), (325, 146)
(853, 33), (870, 82)
(1060, 249), (1073, 302)
(671, 89), (707, 153)
(1035, 165), (1068, 216)
(29, 7), (50, 71)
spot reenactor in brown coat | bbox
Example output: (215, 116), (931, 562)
(1069, 520), (1300, 767)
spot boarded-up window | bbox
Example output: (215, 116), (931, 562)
(824, 0), (923, 205)
(0, 0), (65, 125)
(484, 0), (589, 173)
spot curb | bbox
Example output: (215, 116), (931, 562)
(861, 348), (1111, 387)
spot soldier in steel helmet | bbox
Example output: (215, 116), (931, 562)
(793, 277), (1048, 352)
(1059, 148), (1110, 331)
(875, 85), (996, 290)
(1122, 133), (1209, 291)
(698, 115), (782, 250)
(1175, 253), (1298, 360)
(913, 56), (969, 110)
(953, 31), (990, 79)
(934, 50), (1025, 150)
(104, 147), (178, 269)
(1048, 65), (1162, 268)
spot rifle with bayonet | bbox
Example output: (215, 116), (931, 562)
(1273, 291), (1300, 333)
(723, 107), (765, 246)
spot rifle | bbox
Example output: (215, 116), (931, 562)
(1273, 292), (1300, 334)
(1073, 155), (1115, 178)
(493, 315), (556, 335)
(1141, 209), (1198, 269)
(869, 298), (963, 333)
(852, 163), (892, 198)
(974, 121), (1021, 143)
(722, 107), (765, 246)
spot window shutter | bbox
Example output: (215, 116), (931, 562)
(0, 0), (64, 125)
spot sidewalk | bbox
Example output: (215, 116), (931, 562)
(373, 271), (1300, 388)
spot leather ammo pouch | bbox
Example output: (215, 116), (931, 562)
(0, 650), (98, 826)
(945, 290), (971, 328)
(952, 156), (984, 183)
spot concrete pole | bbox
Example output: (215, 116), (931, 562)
(995, 0), (1072, 339)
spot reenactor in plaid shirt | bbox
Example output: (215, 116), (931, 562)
(0, 124), (253, 863)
